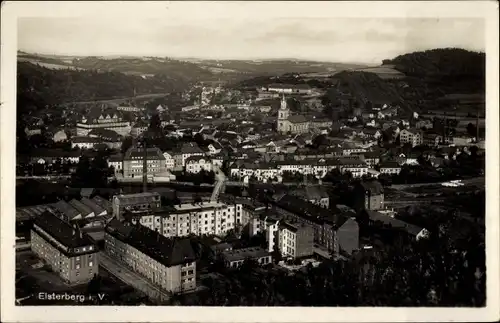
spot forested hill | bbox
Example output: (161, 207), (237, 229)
(17, 62), (191, 113)
(382, 48), (485, 79)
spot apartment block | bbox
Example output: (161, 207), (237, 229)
(31, 211), (99, 285)
(104, 219), (197, 293)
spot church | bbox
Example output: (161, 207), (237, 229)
(276, 95), (332, 135)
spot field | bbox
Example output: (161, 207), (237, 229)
(350, 65), (406, 79)
(17, 57), (84, 70)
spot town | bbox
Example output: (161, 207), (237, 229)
(15, 46), (486, 307)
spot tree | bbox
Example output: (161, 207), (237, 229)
(149, 113), (162, 132)
(121, 136), (134, 154)
(466, 122), (477, 138)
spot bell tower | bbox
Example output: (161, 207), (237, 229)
(277, 94), (290, 133)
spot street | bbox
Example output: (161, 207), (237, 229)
(98, 252), (170, 303)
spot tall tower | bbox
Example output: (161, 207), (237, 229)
(277, 94), (290, 134)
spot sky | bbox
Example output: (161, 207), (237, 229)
(18, 17), (485, 64)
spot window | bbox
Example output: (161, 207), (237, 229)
(89, 261), (93, 267)
(76, 264), (80, 269)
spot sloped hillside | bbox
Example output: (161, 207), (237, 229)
(17, 62), (191, 113)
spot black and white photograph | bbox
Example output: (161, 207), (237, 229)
(1, 1), (499, 322)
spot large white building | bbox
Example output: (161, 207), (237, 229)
(76, 108), (131, 137)
(138, 201), (237, 238)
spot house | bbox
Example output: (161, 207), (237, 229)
(290, 185), (330, 209)
(207, 141), (222, 155)
(353, 180), (384, 212)
(185, 156), (213, 173)
(379, 161), (401, 175)
(131, 120), (149, 137)
(172, 143), (205, 167)
(416, 119), (433, 130)
(399, 128), (423, 147)
(30, 149), (80, 164)
(107, 154), (123, 173)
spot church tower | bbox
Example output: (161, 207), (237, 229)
(277, 94), (290, 134)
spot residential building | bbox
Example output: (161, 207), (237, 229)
(274, 195), (358, 255)
(221, 247), (272, 269)
(104, 219), (197, 293)
(353, 180), (384, 212)
(379, 161), (402, 175)
(173, 143), (205, 167)
(185, 156), (213, 174)
(31, 211), (99, 285)
(123, 147), (167, 178)
(278, 221), (314, 259)
(138, 201), (237, 238)
(400, 128), (423, 147)
(107, 154), (123, 173)
(131, 120), (149, 137)
(162, 151), (176, 170)
(290, 186), (330, 209)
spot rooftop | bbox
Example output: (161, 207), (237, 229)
(173, 201), (226, 212)
(105, 219), (196, 267)
(222, 247), (271, 263)
(124, 147), (166, 160)
(33, 211), (96, 252)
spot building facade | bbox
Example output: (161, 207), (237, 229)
(31, 211), (99, 285)
(104, 219), (197, 293)
(123, 147), (167, 178)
